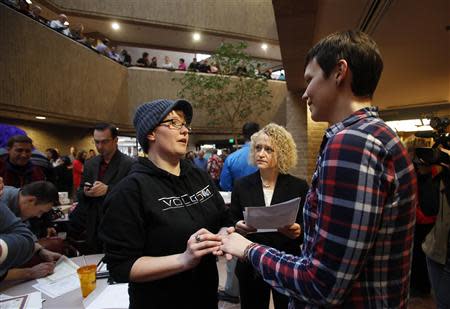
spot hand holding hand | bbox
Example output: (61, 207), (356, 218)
(39, 248), (62, 262)
(28, 262), (56, 279)
(213, 227), (235, 259)
(278, 223), (301, 239)
(234, 220), (256, 236)
(84, 181), (108, 197)
(180, 228), (222, 270)
(220, 232), (253, 261)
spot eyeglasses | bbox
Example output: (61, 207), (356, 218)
(93, 139), (112, 145)
(255, 145), (274, 154)
(159, 119), (192, 133)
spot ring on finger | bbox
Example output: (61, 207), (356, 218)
(195, 235), (201, 243)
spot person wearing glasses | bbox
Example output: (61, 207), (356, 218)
(99, 99), (232, 309)
(230, 123), (308, 309)
(68, 123), (134, 254)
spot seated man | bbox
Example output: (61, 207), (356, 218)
(0, 177), (35, 281)
(49, 14), (70, 36)
(0, 181), (62, 281)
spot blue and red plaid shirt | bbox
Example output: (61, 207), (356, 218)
(247, 107), (417, 308)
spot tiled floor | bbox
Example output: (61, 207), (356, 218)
(217, 257), (436, 309)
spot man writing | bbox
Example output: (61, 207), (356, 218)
(0, 177), (35, 281)
(1, 181), (61, 281)
(220, 30), (417, 308)
(69, 123), (134, 253)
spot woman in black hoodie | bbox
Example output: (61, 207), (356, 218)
(99, 99), (232, 309)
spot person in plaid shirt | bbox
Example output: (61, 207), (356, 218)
(219, 30), (417, 308)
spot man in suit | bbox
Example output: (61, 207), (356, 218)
(69, 123), (134, 253)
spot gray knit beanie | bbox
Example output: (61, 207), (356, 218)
(133, 99), (193, 152)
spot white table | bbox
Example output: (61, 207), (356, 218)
(0, 254), (108, 308)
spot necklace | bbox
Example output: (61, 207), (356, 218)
(261, 177), (271, 188)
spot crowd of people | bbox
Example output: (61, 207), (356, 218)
(3, 0), (279, 78)
(1, 15), (449, 309)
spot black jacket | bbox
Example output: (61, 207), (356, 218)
(69, 150), (134, 253)
(99, 158), (232, 309)
(230, 171), (309, 254)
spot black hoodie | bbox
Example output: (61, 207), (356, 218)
(99, 157), (231, 309)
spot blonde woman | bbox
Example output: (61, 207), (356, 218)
(230, 123), (309, 309)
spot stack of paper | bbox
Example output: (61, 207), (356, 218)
(83, 284), (129, 309)
(244, 197), (301, 232)
(32, 256), (80, 298)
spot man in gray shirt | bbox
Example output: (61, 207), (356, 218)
(0, 177), (35, 280)
(1, 181), (61, 281)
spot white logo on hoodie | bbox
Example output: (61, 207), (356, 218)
(158, 185), (213, 211)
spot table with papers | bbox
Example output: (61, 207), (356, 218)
(0, 254), (128, 308)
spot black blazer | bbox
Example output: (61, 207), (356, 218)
(230, 171), (309, 254)
(70, 150), (134, 253)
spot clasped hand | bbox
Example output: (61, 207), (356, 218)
(187, 222), (301, 264)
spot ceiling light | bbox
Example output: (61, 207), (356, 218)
(35, 116), (46, 120)
(26, 0), (32, 4)
(385, 119), (432, 132)
(111, 22), (120, 30)
(193, 32), (201, 41)
(261, 43), (268, 51)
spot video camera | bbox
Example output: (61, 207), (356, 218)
(414, 116), (450, 165)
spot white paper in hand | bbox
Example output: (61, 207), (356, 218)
(244, 197), (301, 229)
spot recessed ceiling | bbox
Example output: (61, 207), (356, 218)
(34, 0), (282, 62)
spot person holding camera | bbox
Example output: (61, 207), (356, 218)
(422, 145), (450, 308)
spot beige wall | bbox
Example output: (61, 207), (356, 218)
(0, 5), (131, 129)
(312, 0), (449, 110)
(127, 68), (289, 134)
(0, 118), (94, 156)
(306, 111), (328, 181)
(372, 0), (449, 108)
(47, 0), (278, 41)
(1, 4), (292, 159)
(284, 92), (308, 180)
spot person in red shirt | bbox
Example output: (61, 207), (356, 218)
(72, 150), (87, 193)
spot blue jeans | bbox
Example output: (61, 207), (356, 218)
(427, 257), (450, 308)
(224, 257), (240, 297)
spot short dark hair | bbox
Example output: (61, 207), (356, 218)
(180, 58), (185, 63)
(242, 122), (260, 141)
(143, 52), (149, 57)
(21, 181), (58, 205)
(7, 135), (33, 148)
(46, 148), (59, 161)
(76, 150), (86, 161)
(305, 30), (383, 98)
(93, 123), (118, 138)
